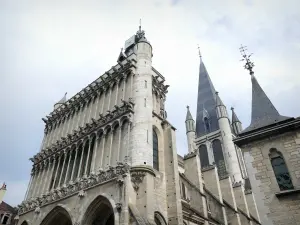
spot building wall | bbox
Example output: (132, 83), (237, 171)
(240, 129), (300, 225)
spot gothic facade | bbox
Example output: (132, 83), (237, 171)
(16, 28), (261, 225)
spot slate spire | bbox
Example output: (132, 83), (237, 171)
(196, 53), (219, 136)
(239, 45), (290, 133)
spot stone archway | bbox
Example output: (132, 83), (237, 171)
(82, 195), (115, 225)
(40, 206), (72, 225)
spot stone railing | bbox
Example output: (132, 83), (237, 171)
(18, 162), (130, 215)
(31, 101), (134, 165)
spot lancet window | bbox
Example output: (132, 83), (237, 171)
(212, 139), (227, 177)
(269, 148), (294, 191)
(153, 129), (159, 171)
(199, 144), (209, 168)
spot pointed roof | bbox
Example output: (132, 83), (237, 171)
(56, 92), (67, 105)
(186, 106), (194, 121)
(231, 107), (241, 123)
(242, 75), (290, 133)
(215, 92), (225, 107)
(117, 48), (126, 62)
(196, 56), (219, 136)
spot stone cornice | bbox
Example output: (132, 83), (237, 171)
(18, 162), (130, 215)
(31, 101), (134, 165)
(42, 59), (136, 127)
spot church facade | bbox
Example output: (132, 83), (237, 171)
(16, 28), (261, 225)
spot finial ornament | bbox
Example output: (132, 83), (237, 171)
(136, 18), (145, 39)
(197, 45), (202, 58)
(187, 105), (189, 109)
(239, 44), (255, 75)
(231, 107), (234, 111)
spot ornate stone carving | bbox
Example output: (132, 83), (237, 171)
(131, 171), (146, 191)
(116, 203), (122, 212)
(78, 190), (86, 198)
(34, 207), (40, 214)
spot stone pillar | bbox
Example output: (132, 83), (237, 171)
(202, 166), (228, 225)
(100, 131), (107, 169)
(184, 152), (208, 225)
(91, 135), (99, 173)
(163, 124), (184, 225)
(32, 164), (42, 198)
(46, 157), (56, 193)
(84, 139), (92, 177)
(77, 144), (85, 179)
(64, 150), (72, 184)
(58, 151), (67, 187)
(52, 155), (61, 190)
(233, 183), (251, 224)
(220, 176), (241, 225)
(24, 169), (34, 200)
(70, 147), (78, 182)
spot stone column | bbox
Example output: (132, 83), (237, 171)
(122, 74), (127, 100)
(93, 91), (101, 118)
(24, 169), (34, 200)
(52, 155), (61, 190)
(108, 130), (114, 166)
(101, 88), (107, 114)
(100, 131), (107, 168)
(58, 151), (67, 187)
(84, 139), (92, 177)
(107, 84), (113, 110)
(115, 80), (119, 105)
(41, 158), (51, 194)
(46, 157), (55, 193)
(36, 161), (47, 196)
(91, 135), (99, 173)
(77, 143), (85, 179)
(31, 164), (42, 198)
(117, 127), (122, 162)
(64, 149), (72, 185)
(70, 146), (78, 182)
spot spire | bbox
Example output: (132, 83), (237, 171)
(117, 48), (126, 63)
(231, 107), (242, 135)
(54, 92), (67, 109)
(215, 91), (225, 106)
(231, 107), (241, 123)
(186, 105), (194, 121)
(196, 53), (219, 136)
(186, 106), (196, 133)
(239, 45), (290, 133)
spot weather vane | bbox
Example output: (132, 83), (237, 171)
(197, 44), (202, 58)
(239, 44), (254, 75)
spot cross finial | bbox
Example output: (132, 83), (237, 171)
(239, 44), (255, 75)
(197, 44), (202, 58)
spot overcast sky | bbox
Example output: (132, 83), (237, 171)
(1, 0), (300, 206)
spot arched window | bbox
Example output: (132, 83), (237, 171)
(153, 130), (159, 170)
(203, 117), (210, 133)
(269, 148), (294, 191)
(154, 212), (167, 225)
(212, 139), (227, 177)
(181, 182), (186, 200)
(199, 144), (209, 168)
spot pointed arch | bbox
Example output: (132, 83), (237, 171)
(153, 129), (159, 170)
(154, 212), (167, 225)
(81, 195), (115, 225)
(199, 144), (209, 168)
(20, 221), (29, 225)
(269, 148), (294, 191)
(212, 139), (227, 177)
(40, 206), (72, 225)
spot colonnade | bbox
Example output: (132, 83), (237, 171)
(25, 120), (130, 200)
(42, 73), (133, 150)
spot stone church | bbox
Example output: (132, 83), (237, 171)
(16, 27), (263, 225)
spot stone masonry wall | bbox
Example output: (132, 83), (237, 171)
(241, 129), (300, 225)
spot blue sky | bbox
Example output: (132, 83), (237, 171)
(1, 0), (300, 206)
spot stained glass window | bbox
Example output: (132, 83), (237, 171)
(199, 144), (209, 168)
(270, 149), (294, 191)
(153, 130), (159, 170)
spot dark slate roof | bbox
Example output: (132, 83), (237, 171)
(231, 107), (241, 123)
(196, 57), (219, 136)
(186, 106), (194, 121)
(242, 75), (291, 133)
(0, 201), (17, 213)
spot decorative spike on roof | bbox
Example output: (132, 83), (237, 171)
(215, 91), (225, 107)
(231, 107), (241, 123)
(239, 45), (291, 133)
(196, 54), (219, 136)
(186, 106), (194, 121)
(57, 93), (67, 104)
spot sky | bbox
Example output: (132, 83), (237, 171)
(1, 0), (300, 206)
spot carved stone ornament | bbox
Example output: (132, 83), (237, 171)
(34, 207), (40, 214)
(78, 190), (86, 198)
(18, 163), (131, 215)
(131, 171), (146, 191)
(116, 203), (122, 212)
